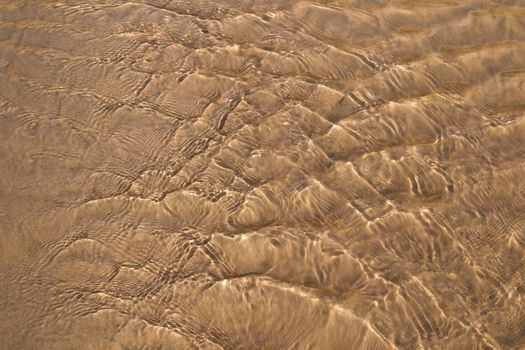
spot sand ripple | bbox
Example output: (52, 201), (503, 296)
(1, 0), (525, 349)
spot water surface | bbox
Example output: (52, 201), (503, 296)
(1, 1), (525, 349)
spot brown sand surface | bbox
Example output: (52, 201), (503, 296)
(1, 1), (525, 349)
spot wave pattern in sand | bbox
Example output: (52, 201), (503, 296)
(1, 0), (525, 349)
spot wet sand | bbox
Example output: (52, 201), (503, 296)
(1, 0), (525, 349)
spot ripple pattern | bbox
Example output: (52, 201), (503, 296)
(1, 1), (525, 349)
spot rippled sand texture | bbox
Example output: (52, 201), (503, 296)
(1, 0), (525, 349)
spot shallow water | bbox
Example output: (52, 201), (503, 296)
(1, 0), (525, 349)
